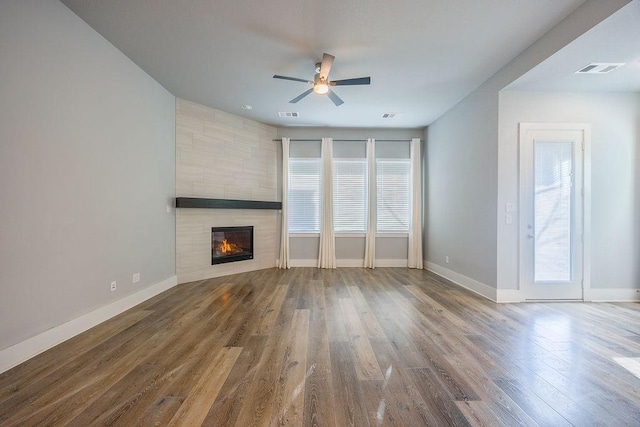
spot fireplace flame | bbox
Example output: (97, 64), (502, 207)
(219, 239), (243, 255)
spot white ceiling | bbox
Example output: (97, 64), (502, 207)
(59, 0), (589, 128)
(507, 0), (640, 92)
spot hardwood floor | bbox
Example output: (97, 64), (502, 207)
(1, 267), (640, 426)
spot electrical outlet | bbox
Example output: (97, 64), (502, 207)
(110, 281), (117, 291)
(133, 273), (140, 284)
(445, 256), (450, 264)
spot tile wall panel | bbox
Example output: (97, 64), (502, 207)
(175, 99), (279, 283)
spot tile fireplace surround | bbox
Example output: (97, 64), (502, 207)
(175, 99), (279, 283)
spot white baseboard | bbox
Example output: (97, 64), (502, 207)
(289, 259), (408, 268)
(584, 288), (640, 302)
(337, 259), (364, 267)
(0, 275), (178, 374)
(376, 259), (408, 267)
(496, 288), (523, 303)
(290, 259), (317, 267)
(426, 262), (497, 302)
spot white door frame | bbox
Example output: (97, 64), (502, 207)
(518, 123), (591, 300)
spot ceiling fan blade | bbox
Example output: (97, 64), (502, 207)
(273, 75), (313, 84)
(319, 53), (335, 80)
(327, 89), (344, 106)
(289, 88), (314, 103)
(330, 77), (371, 86)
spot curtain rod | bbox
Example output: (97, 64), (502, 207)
(272, 138), (419, 142)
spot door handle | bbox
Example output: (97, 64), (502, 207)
(527, 233), (535, 239)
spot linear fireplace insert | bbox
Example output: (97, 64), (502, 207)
(211, 226), (254, 265)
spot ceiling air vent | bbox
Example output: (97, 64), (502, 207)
(382, 113), (403, 119)
(278, 112), (299, 118)
(575, 63), (625, 74)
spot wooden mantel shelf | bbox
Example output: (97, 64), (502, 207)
(175, 197), (282, 210)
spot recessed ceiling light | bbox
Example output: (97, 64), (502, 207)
(575, 63), (625, 74)
(241, 104), (253, 110)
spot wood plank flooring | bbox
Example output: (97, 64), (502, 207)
(1, 267), (640, 426)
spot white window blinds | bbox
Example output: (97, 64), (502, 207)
(288, 158), (321, 233)
(288, 149), (413, 234)
(376, 159), (411, 232)
(333, 159), (367, 232)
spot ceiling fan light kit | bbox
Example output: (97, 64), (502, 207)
(313, 82), (329, 94)
(273, 53), (371, 106)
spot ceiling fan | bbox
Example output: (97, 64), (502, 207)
(273, 53), (371, 106)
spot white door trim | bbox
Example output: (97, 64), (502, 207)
(518, 123), (591, 300)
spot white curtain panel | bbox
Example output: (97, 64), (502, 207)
(318, 137), (336, 268)
(278, 138), (290, 269)
(408, 137), (424, 269)
(364, 138), (376, 268)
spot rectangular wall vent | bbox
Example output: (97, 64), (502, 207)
(278, 112), (299, 118)
(382, 113), (403, 119)
(575, 63), (625, 74)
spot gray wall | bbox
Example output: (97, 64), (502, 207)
(498, 91), (640, 290)
(0, 0), (176, 350)
(277, 127), (423, 264)
(424, 0), (629, 289)
(426, 84), (499, 285)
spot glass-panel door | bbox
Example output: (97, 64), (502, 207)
(519, 124), (586, 300)
(534, 141), (573, 283)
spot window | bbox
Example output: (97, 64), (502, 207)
(288, 158), (321, 233)
(288, 151), (412, 234)
(333, 159), (367, 232)
(377, 159), (411, 232)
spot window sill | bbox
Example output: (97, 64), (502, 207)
(376, 232), (409, 238)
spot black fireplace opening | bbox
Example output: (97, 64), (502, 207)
(211, 226), (254, 265)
